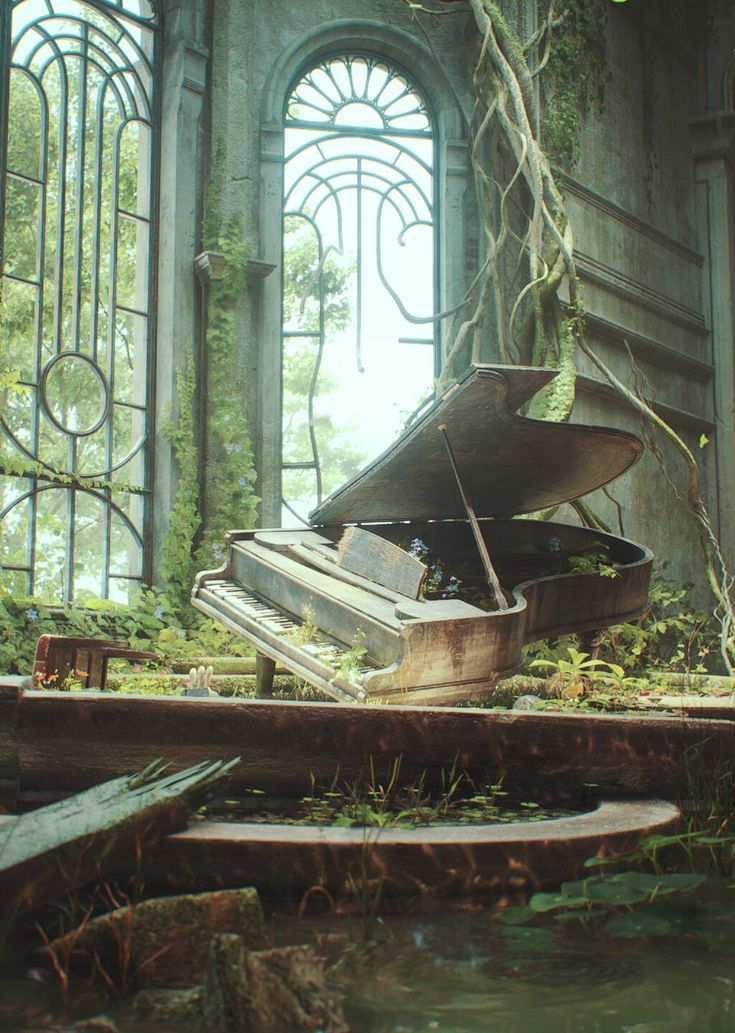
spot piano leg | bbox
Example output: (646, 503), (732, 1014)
(579, 628), (605, 660)
(255, 652), (276, 697)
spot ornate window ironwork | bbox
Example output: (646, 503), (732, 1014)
(0, 0), (160, 603)
(282, 54), (437, 525)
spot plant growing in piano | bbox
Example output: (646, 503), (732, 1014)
(567, 547), (619, 579)
(331, 629), (368, 687)
(286, 605), (322, 648)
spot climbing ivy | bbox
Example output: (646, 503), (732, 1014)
(157, 147), (260, 611)
(198, 217), (260, 567)
(539, 0), (610, 169)
(159, 356), (201, 611)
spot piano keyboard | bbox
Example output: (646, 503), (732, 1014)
(198, 578), (379, 683)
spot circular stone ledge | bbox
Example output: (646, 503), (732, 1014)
(145, 798), (679, 900)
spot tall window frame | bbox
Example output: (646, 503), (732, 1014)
(257, 24), (469, 528)
(280, 52), (439, 525)
(0, 0), (161, 604)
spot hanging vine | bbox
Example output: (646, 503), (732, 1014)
(405, 0), (735, 672)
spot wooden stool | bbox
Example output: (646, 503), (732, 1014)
(32, 635), (158, 689)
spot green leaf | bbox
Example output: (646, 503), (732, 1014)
(607, 871), (663, 894)
(528, 891), (588, 913)
(698, 928), (735, 954)
(498, 905), (536, 926)
(585, 877), (649, 906)
(651, 872), (706, 895)
(699, 433), (710, 448)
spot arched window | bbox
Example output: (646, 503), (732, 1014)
(280, 54), (437, 525)
(0, 0), (160, 603)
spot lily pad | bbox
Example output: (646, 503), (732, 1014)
(528, 891), (588, 913)
(585, 877), (650, 906)
(498, 905), (535, 926)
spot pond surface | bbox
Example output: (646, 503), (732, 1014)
(2, 887), (733, 1032)
(284, 898), (735, 1033)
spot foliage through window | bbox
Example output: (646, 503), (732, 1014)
(0, 0), (159, 604)
(282, 54), (437, 525)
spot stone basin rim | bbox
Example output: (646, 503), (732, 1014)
(177, 798), (679, 847)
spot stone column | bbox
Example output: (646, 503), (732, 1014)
(689, 111), (735, 564)
(152, 1), (209, 580)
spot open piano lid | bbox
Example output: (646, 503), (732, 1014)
(310, 364), (643, 526)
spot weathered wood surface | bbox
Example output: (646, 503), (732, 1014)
(147, 799), (680, 899)
(0, 680), (23, 812)
(11, 691), (734, 806)
(32, 634), (158, 689)
(337, 525), (427, 598)
(310, 364), (643, 524)
(193, 518), (651, 705)
(0, 758), (238, 918)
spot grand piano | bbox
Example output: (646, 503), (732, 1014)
(192, 365), (653, 704)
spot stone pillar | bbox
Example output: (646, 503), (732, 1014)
(152, 1), (209, 580)
(689, 111), (735, 564)
(256, 122), (284, 528)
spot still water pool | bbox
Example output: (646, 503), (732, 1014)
(295, 903), (735, 1033)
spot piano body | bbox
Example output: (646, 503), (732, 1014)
(192, 365), (653, 705)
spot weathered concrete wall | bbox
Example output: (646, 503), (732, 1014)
(562, 5), (733, 599)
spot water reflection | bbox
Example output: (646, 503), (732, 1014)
(291, 907), (735, 1033)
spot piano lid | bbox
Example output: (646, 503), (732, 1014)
(309, 364), (643, 526)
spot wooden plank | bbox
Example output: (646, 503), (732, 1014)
(0, 679), (23, 812)
(337, 526), (427, 598)
(15, 691), (735, 806)
(1, 758), (238, 918)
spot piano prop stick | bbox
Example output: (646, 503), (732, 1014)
(437, 422), (509, 612)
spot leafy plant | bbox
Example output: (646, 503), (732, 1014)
(331, 629), (368, 686)
(0, 583), (252, 678)
(567, 548), (619, 579)
(298, 759), (573, 830)
(529, 647), (625, 699)
(286, 605), (321, 647)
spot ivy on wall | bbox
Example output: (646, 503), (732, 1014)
(539, 0), (610, 169)
(159, 356), (201, 609)
(158, 152), (260, 615)
(199, 217), (260, 566)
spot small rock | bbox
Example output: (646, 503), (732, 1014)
(202, 933), (251, 1032)
(68, 1016), (119, 1033)
(203, 936), (349, 1033)
(512, 694), (543, 710)
(133, 986), (203, 1024)
(36, 887), (266, 989)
